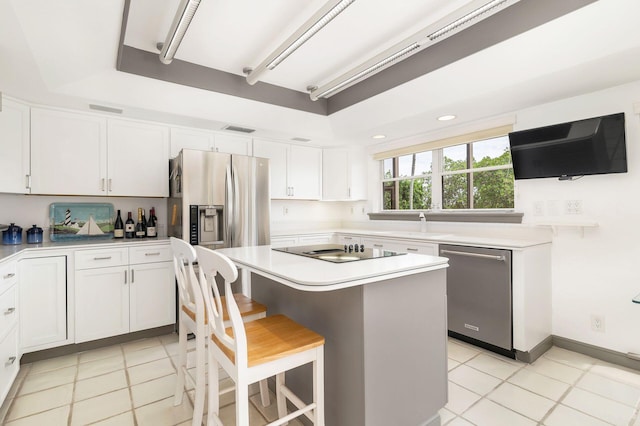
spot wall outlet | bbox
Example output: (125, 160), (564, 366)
(533, 201), (544, 216)
(591, 314), (605, 332)
(565, 200), (583, 215)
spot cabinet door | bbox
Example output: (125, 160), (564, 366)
(253, 139), (288, 198)
(0, 98), (30, 194)
(75, 266), (129, 343)
(289, 145), (321, 200)
(214, 134), (251, 156)
(170, 127), (214, 158)
(107, 119), (169, 197)
(31, 108), (107, 195)
(129, 262), (175, 332)
(18, 256), (67, 351)
(323, 149), (349, 200)
(336, 234), (362, 245)
(347, 149), (368, 200)
(0, 326), (19, 404)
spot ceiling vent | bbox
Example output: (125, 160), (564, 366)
(89, 104), (123, 114)
(223, 125), (255, 134)
(291, 137), (311, 142)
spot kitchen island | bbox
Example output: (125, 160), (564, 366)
(217, 245), (449, 426)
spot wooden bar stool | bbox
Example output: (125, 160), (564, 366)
(195, 245), (325, 426)
(170, 238), (269, 426)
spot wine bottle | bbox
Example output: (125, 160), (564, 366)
(146, 207), (157, 238)
(113, 210), (124, 239)
(125, 212), (135, 239)
(135, 208), (146, 238)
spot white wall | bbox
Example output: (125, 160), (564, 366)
(514, 81), (640, 355)
(356, 80), (640, 355)
(0, 194), (166, 241)
(270, 199), (367, 234)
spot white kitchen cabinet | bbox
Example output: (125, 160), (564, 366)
(170, 127), (252, 158)
(0, 98), (30, 194)
(170, 127), (214, 157)
(253, 139), (322, 200)
(75, 244), (174, 343)
(107, 119), (169, 197)
(31, 108), (169, 197)
(271, 233), (333, 248)
(75, 264), (129, 343)
(361, 237), (438, 255)
(18, 256), (68, 352)
(0, 260), (19, 404)
(214, 133), (251, 156)
(31, 107), (107, 196)
(335, 234), (362, 245)
(128, 244), (175, 332)
(322, 148), (367, 201)
(270, 236), (299, 248)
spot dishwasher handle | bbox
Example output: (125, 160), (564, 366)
(440, 249), (506, 262)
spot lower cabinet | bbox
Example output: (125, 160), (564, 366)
(0, 260), (18, 404)
(18, 256), (67, 352)
(271, 233), (334, 248)
(361, 237), (438, 256)
(75, 244), (175, 343)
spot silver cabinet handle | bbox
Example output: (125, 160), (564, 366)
(4, 307), (15, 315)
(5, 356), (16, 367)
(144, 252), (161, 256)
(406, 248), (419, 252)
(93, 256), (112, 261)
(3, 273), (15, 280)
(101, 178), (105, 191)
(131, 269), (134, 283)
(373, 244), (383, 248)
(108, 178), (112, 192)
(348, 187), (351, 198)
(124, 270), (127, 284)
(25, 174), (31, 190)
(440, 249), (506, 261)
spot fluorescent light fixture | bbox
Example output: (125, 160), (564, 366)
(159, 0), (201, 65)
(372, 134), (387, 139)
(437, 114), (456, 121)
(245, 0), (355, 85)
(310, 0), (517, 101)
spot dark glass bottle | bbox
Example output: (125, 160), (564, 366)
(146, 207), (157, 238)
(135, 208), (146, 238)
(113, 210), (124, 239)
(125, 212), (135, 239)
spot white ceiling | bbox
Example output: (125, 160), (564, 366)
(1, 0), (640, 148)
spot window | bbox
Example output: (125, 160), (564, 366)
(382, 136), (514, 210)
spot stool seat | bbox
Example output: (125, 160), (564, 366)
(182, 294), (267, 323)
(212, 314), (325, 367)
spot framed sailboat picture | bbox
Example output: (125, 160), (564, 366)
(49, 203), (114, 241)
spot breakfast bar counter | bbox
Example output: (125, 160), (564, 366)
(217, 245), (450, 426)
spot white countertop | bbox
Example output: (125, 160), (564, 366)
(272, 228), (552, 249)
(217, 245), (449, 292)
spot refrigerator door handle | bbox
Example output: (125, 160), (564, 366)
(225, 165), (233, 247)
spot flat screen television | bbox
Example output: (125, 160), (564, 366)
(508, 112), (627, 180)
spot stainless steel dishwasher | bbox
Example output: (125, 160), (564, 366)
(440, 244), (514, 357)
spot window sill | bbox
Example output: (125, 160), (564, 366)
(368, 210), (523, 224)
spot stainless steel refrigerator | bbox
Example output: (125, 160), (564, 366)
(167, 149), (270, 249)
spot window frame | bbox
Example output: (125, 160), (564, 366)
(381, 135), (514, 212)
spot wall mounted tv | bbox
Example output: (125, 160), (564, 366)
(508, 112), (627, 180)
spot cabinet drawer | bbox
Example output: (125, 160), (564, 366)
(0, 325), (19, 403)
(0, 286), (17, 339)
(0, 262), (17, 294)
(75, 248), (129, 269)
(129, 244), (172, 264)
(363, 238), (438, 256)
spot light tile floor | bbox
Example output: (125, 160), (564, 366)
(2, 334), (640, 425)
(443, 339), (640, 426)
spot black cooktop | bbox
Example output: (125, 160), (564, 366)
(273, 244), (405, 263)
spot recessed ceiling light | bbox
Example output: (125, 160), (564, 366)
(437, 114), (457, 121)
(372, 134), (386, 139)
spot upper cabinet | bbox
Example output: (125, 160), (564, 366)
(31, 108), (107, 196)
(0, 98), (30, 194)
(107, 119), (169, 197)
(323, 148), (367, 201)
(170, 127), (252, 158)
(30, 108), (169, 197)
(253, 139), (322, 200)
